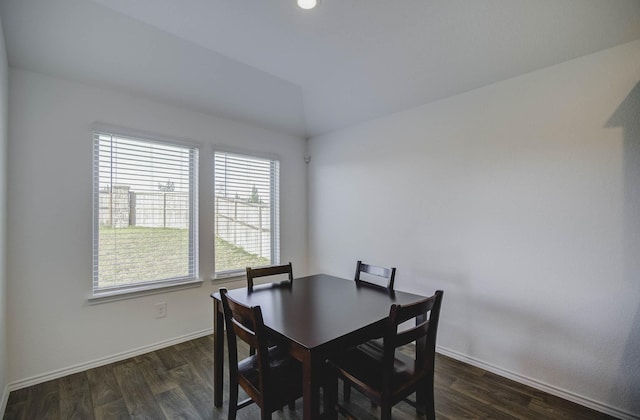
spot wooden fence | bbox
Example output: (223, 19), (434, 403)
(99, 187), (190, 229)
(215, 196), (271, 259)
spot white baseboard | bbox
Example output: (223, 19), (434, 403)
(7, 328), (213, 393)
(437, 346), (639, 420)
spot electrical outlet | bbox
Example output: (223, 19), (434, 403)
(155, 302), (167, 318)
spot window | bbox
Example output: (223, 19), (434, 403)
(214, 150), (280, 277)
(92, 128), (199, 296)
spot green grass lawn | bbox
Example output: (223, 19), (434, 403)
(98, 226), (269, 288)
(214, 236), (269, 273)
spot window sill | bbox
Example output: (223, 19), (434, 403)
(88, 278), (203, 305)
(213, 271), (246, 281)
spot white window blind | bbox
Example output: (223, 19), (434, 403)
(214, 150), (280, 276)
(92, 130), (199, 295)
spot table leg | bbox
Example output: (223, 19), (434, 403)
(323, 365), (338, 420)
(213, 299), (224, 407)
(415, 327), (427, 413)
(302, 352), (321, 420)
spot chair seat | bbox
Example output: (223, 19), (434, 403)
(359, 337), (384, 353)
(330, 343), (425, 400)
(238, 346), (303, 407)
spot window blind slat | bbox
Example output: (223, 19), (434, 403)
(214, 150), (280, 275)
(93, 131), (199, 294)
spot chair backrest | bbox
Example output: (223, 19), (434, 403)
(220, 288), (271, 405)
(381, 290), (444, 390)
(354, 260), (396, 291)
(246, 262), (293, 291)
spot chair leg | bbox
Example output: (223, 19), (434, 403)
(343, 380), (351, 402)
(380, 402), (392, 420)
(228, 383), (238, 420)
(414, 377), (436, 419)
(288, 400), (295, 410)
(323, 372), (338, 420)
(424, 379), (436, 420)
(260, 407), (272, 420)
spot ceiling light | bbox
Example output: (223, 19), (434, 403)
(297, 0), (318, 10)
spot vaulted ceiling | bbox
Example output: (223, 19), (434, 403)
(2, 0), (640, 137)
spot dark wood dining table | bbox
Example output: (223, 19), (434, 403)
(211, 274), (428, 420)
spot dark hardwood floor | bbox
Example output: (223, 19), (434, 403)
(3, 335), (616, 419)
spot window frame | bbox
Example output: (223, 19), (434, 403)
(213, 147), (281, 279)
(91, 124), (200, 300)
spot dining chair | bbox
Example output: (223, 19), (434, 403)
(220, 288), (303, 420)
(327, 290), (444, 420)
(354, 260), (396, 291)
(343, 260), (397, 402)
(246, 262), (294, 291)
(246, 262), (294, 359)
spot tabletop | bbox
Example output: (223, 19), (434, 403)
(212, 273), (425, 349)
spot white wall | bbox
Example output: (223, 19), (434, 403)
(6, 69), (307, 385)
(308, 40), (640, 418)
(0, 15), (9, 413)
